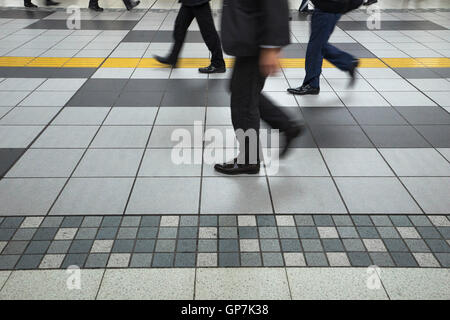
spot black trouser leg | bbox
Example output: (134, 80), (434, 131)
(193, 2), (225, 67)
(169, 5), (195, 62)
(230, 55), (291, 164)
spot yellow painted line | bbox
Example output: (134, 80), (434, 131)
(101, 58), (141, 68)
(0, 57), (35, 67)
(0, 57), (449, 69)
(280, 58), (305, 68)
(138, 58), (170, 68)
(27, 57), (70, 67)
(382, 58), (426, 68)
(415, 58), (450, 68)
(63, 58), (105, 68)
(358, 58), (387, 68)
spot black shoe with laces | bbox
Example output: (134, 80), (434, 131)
(124, 0), (140, 10)
(88, 2), (104, 11)
(154, 55), (177, 68)
(198, 64), (226, 74)
(46, 0), (60, 6)
(363, 0), (378, 6)
(287, 84), (320, 95)
(280, 124), (304, 158)
(24, 2), (38, 8)
(348, 59), (360, 88)
(214, 159), (260, 175)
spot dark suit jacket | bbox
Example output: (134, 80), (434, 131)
(221, 0), (290, 57)
(179, 0), (210, 6)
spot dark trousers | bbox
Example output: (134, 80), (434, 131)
(170, 3), (225, 67)
(230, 55), (291, 163)
(303, 9), (355, 88)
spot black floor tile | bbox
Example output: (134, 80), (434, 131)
(301, 107), (357, 125)
(161, 91), (206, 106)
(124, 79), (169, 91)
(349, 107), (408, 125)
(0, 9), (53, 19)
(0, 67), (96, 78)
(395, 106), (450, 125)
(0, 67), (58, 78)
(0, 148), (26, 178)
(51, 68), (97, 78)
(310, 125), (373, 148)
(122, 31), (157, 42)
(166, 79), (208, 92)
(152, 31), (204, 43)
(414, 125), (450, 147)
(68, 90), (120, 107)
(116, 91), (164, 107)
(393, 68), (441, 79)
(363, 125), (431, 148)
(207, 92), (230, 106)
(207, 79), (229, 92)
(429, 68), (450, 78)
(80, 79), (128, 92)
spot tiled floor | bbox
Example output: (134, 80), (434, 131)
(0, 1), (449, 299)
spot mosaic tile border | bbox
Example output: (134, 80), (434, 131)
(0, 214), (449, 270)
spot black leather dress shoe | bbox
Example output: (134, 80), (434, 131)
(280, 124), (304, 158)
(124, 0), (140, 10)
(199, 64), (226, 74)
(348, 59), (359, 88)
(363, 0), (378, 5)
(287, 84), (320, 95)
(214, 159), (260, 175)
(46, 0), (60, 6)
(154, 55), (176, 68)
(88, 3), (103, 11)
(24, 2), (38, 7)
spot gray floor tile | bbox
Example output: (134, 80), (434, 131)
(19, 91), (75, 107)
(104, 107), (158, 125)
(0, 107), (59, 125)
(304, 252), (328, 266)
(270, 177), (347, 214)
(335, 177), (421, 214)
(90, 126), (151, 148)
(201, 177), (272, 214)
(380, 148), (450, 176)
(401, 177), (450, 214)
(32, 126), (98, 148)
(74, 149), (143, 177)
(50, 178), (134, 215)
(0, 126), (44, 148)
(53, 107), (110, 125)
(6, 149), (83, 178)
(0, 178), (66, 215)
(138, 148), (201, 177)
(126, 177), (200, 214)
(321, 148), (394, 176)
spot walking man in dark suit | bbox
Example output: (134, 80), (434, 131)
(155, 0), (226, 74)
(288, 0), (361, 95)
(214, 0), (302, 175)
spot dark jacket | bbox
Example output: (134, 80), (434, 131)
(179, 0), (210, 6)
(221, 0), (290, 57)
(311, 0), (363, 14)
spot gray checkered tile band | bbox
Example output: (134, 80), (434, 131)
(0, 214), (449, 270)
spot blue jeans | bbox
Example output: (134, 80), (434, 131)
(303, 9), (355, 88)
